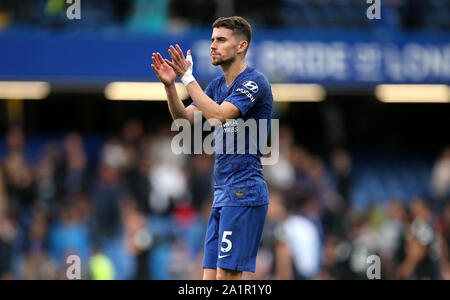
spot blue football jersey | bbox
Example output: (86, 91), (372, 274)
(190, 66), (273, 207)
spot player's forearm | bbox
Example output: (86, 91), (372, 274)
(186, 81), (224, 124)
(165, 83), (188, 121)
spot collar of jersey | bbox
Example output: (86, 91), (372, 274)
(224, 66), (251, 89)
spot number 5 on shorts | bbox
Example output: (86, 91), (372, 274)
(221, 231), (232, 253)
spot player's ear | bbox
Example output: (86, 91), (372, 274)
(237, 40), (248, 55)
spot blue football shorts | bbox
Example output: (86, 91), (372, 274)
(202, 204), (268, 273)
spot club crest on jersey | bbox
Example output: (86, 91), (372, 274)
(243, 81), (259, 93)
(235, 189), (244, 197)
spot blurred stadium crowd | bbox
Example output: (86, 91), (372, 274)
(0, 121), (449, 280)
(0, 0), (449, 32)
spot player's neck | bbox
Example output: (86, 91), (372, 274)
(222, 60), (247, 87)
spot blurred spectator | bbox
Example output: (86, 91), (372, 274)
(431, 146), (450, 208)
(54, 133), (89, 215)
(19, 207), (57, 280)
(315, 234), (340, 280)
(275, 194), (322, 280)
(0, 209), (17, 279)
(125, 150), (153, 214)
(289, 145), (312, 194)
(119, 120), (153, 213)
(327, 210), (381, 280)
(250, 189), (286, 280)
(169, 232), (196, 280)
(188, 154), (213, 212)
(307, 155), (335, 211)
(47, 200), (91, 272)
(437, 203), (450, 280)
(330, 148), (353, 206)
(148, 159), (187, 214)
(396, 198), (441, 279)
(2, 151), (35, 221)
(35, 143), (59, 214)
(0, 170), (8, 214)
(92, 139), (128, 241)
(263, 125), (296, 192)
(378, 200), (408, 279)
(148, 125), (188, 214)
(121, 196), (153, 280)
(121, 119), (145, 149)
(6, 124), (25, 154)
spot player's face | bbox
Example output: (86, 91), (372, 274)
(210, 27), (240, 66)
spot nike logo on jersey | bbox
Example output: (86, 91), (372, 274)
(218, 254), (230, 259)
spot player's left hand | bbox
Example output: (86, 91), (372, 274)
(166, 44), (194, 85)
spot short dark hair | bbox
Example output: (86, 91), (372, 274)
(212, 16), (252, 53)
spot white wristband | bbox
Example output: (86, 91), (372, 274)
(181, 73), (195, 86)
(181, 53), (195, 86)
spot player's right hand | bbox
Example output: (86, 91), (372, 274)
(151, 52), (176, 86)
